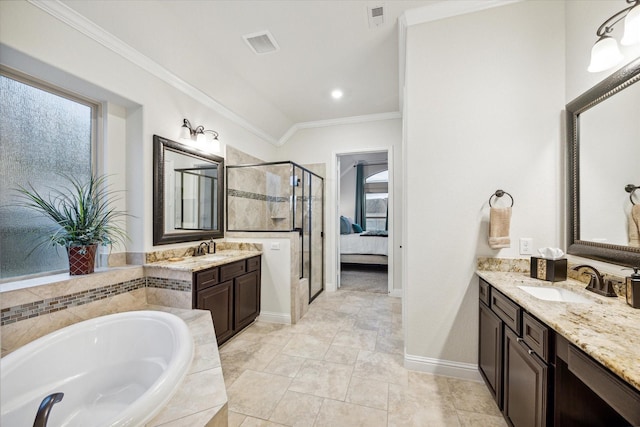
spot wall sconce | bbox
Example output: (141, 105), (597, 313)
(179, 118), (221, 152)
(588, 0), (640, 73)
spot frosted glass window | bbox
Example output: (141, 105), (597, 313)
(0, 74), (94, 280)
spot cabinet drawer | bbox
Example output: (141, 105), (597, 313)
(523, 312), (550, 362)
(195, 267), (219, 291)
(220, 260), (247, 281)
(246, 256), (261, 273)
(479, 279), (491, 306)
(490, 289), (521, 334)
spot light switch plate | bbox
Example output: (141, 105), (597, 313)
(270, 242), (280, 250)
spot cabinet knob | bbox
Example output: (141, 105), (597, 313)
(517, 337), (523, 343)
(528, 349), (534, 355)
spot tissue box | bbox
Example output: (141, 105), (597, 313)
(530, 257), (567, 282)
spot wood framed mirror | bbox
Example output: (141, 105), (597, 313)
(566, 58), (640, 267)
(153, 135), (224, 245)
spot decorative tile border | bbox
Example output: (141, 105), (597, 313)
(0, 276), (191, 326)
(146, 276), (192, 292)
(228, 188), (288, 203)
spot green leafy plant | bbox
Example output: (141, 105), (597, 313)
(15, 174), (128, 249)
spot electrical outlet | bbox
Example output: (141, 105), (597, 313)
(520, 238), (533, 255)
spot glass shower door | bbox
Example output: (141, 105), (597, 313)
(309, 173), (324, 301)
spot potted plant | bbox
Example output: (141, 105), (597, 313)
(15, 174), (128, 275)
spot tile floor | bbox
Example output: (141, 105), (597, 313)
(219, 289), (507, 427)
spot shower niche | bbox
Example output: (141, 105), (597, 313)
(227, 162), (324, 302)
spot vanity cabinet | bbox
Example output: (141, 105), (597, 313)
(479, 279), (552, 427)
(194, 256), (261, 344)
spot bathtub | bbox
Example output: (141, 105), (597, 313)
(1, 310), (194, 427)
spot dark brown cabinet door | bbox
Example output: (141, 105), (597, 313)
(197, 280), (234, 344)
(504, 327), (549, 427)
(479, 301), (503, 408)
(234, 270), (260, 331)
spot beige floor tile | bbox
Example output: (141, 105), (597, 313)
(374, 334), (403, 355)
(262, 354), (306, 378)
(447, 377), (502, 416)
(388, 383), (461, 427)
(345, 376), (389, 410)
(353, 350), (408, 386)
(323, 345), (360, 365)
(289, 359), (354, 400)
(228, 411), (247, 427)
(281, 333), (331, 360)
(314, 399), (387, 427)
(332, 328), (377, 351)
(407, 371), (452, 396)
(239, 416), (287, 426)
(227, 370), (292, 419)
(268, 390), (323, 427)
(457, 409), (508, 427)
(220, 339), (282, 371)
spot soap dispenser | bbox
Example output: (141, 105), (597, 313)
(626, 267), (640, 309)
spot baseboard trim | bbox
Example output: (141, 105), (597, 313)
(404, 354), (482, 381)
(257, 311), (291, 324)
(389, 289), (402, 298)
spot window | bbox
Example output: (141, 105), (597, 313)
(365, 170), (388, 231)
(0, 71), (97, 280)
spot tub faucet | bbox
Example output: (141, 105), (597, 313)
(572, 265), (617, 297)
(33, 392), (64, 427)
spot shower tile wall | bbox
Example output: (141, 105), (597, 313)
(227, 164), (291, 231)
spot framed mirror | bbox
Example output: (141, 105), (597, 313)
(567, 58), (640, 267)
(153, 135), (224, 245)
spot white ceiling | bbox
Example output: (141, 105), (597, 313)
(60, 0), (438, 144)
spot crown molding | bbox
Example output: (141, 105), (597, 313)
(276, 111), (402, 146)
(28, 0), (280, 146)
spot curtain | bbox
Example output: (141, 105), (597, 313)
(355, 164), (366, 231)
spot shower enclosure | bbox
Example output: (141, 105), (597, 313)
(226, 162), (324, 302)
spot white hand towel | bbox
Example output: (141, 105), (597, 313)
(489, 207), (512, 249)
(629, 204), (640, 247)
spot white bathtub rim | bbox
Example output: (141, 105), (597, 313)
(1, 310), (194, 427)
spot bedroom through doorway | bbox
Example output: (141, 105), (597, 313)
(336, 150), (391, 294)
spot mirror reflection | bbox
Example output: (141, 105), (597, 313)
(579, 82), (640, 246)
(153, 135), (224, 245)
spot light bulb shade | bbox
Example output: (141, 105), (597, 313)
(196, 131), (207, 144)
(179, 124), (192, 140)
(588, 36), (623, 73)
(621, 4), (640, 46)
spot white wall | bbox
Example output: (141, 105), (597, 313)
(403, 0), (565, 372)
(277, 119), (403, 294)
(0, 0), (277, 255)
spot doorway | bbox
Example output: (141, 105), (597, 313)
(336, 150), (392, 294)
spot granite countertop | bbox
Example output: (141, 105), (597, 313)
(476, 270), (640, 392)
(144, 250), (261, 272)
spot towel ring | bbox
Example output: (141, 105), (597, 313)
(489, 189), (514, 207)
(625, 184), (639, 206)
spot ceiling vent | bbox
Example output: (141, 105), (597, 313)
(243, 30), (280, 55)
(368, 5), (384, 28)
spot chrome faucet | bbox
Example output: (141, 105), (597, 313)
(33, 392), (64, 427)
(572, 265), (617, 297)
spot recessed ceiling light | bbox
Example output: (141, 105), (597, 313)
(331, 89), (343, 100)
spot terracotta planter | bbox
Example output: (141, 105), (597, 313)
(67, 244), (98, 275)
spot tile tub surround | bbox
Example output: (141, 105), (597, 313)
(476, 270), (640, 393)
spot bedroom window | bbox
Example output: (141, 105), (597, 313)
(0, 71), (96, 281)
(365, 170), (388, 231)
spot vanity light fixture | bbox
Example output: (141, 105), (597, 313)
(179, 118), (220, 153)
(588, 0), (640, 73)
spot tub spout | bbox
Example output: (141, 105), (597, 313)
(33, 392), (64, 427)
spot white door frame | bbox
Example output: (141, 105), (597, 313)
(334, 148), (394, 294)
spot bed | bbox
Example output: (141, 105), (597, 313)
(339, 216), (388, 265)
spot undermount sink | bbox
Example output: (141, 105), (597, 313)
(198, 253), (232, 261)
(518, 285), (592, 303)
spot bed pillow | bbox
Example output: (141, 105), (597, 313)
(352, 223), (363, 233)
(340, 216), (353, 234)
